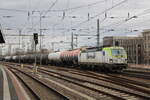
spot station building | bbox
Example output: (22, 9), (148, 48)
(103, 36), (144, 64)
(142, 29), (150, 64)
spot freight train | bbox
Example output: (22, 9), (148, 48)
(2, 46), (128, 72)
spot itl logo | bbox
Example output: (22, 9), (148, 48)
(87, 52), (95, 59)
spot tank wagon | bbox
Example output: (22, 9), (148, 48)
(2, 46), (128, 72)
(48, 52), (61, 65)
(4, 56), (12, 62)
(60, 49), (80, 66)
(36, 53), (49, 64)
(12, 56), (17, 62)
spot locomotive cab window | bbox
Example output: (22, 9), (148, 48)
(111, 49), (125, 55)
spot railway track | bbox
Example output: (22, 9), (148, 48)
(128, 66), (150, 72)
(16, 64), (127, 99)
(3, 63), (104, 100)
(40, 67), (150, 99)
(120, 71), (150, 80)
(125, 68), (150, 74)
(19, 63), (149, 99)
(44, 65), (150, 86)
(39, 69), (136, 100)
(122, 68), (150, 80)
(5, 65), (69, 100)
(3, 62), (150, 100)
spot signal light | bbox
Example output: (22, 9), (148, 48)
(33, 33), (38, 45)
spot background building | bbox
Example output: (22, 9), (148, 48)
(103, 36), (144, 64)
(142, 29), (150, 64)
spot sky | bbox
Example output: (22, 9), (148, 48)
(0, 0), (150, 54)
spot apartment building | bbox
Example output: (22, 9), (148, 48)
(142, 29), (150, 64)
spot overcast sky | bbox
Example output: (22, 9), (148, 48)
(1, 0), (150, 53)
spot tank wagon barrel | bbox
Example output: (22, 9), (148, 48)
(48, 52), (61, 65)
(60, 49), (81, 66)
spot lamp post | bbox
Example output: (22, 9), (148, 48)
(70, 16), (77, 50)
(71, 32), (74, 50)
(18, 29), (22, 64)
(97, 19), (100, 47)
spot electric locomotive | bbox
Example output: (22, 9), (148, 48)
(78, 46), (127, 71)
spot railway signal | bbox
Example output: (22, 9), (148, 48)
(33, 33), (38, 73)
(33, 33), (38, 45)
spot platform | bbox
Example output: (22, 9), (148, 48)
(0, 64), (30, 100)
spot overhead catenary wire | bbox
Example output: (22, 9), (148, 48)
(60, 0), (150, 41)
(4, 0), (112, 34)
(73, 0), (127, 28)
(30, 0), (110, 31)
(61, 0), (128, 34)
(101, 7), (150, 31)
(57, 0), (107, 12)
(72, 6), (150, 36)
(42, 0), (59, 16)
(24, 0), (59, 33)
(102, 0), (150, 30)
(0, 8), (28, 12)
(53, 0), (127, 36)
(2, 0), (150, 44)
(0, 0), (60, 34)
(4, 1), (132, 40)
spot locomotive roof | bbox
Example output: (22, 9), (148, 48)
(81, 46), (124, 52)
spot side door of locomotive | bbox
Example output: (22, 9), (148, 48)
(102, 50), (109, 63)
(102, 50), (105, 63)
